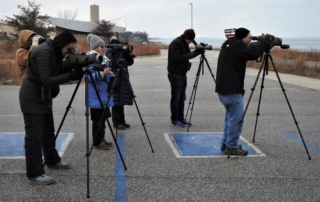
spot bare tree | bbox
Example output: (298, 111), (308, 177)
(142, 31), (149, 41)
(91, 19), (115, 40)
(57, 9), (78, 20)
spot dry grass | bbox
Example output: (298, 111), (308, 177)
(0, 42), (20, 85)
(1, 39), (320, 85)
(0, 38), (164, 85)
(132, 44), (161, 56)
(247, 47), (320, 79)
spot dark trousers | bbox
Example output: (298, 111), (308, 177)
(90, 108), (106, 146)
(168, 73), (187, 122)
(23, 112), (61, 178)
(112, 105), (125, 126)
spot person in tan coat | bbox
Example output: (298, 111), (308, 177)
(16, 30), (44, 83)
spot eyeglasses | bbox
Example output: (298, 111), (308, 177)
(100, 45), (106, 48)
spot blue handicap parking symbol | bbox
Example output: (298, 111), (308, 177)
(165, 132), (265, 158)
(0, 133), (74, 159)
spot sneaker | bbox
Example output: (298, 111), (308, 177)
(171, 120), (185, 128)
(180, 120), (192, 126)
(28, 174), (55, 185)
(221, 143), (226, 151)
(121, 122), (130, 128)
(114, 124), (126, 130)
(47, 161), (70, 169)
(103, 138), (113, 147)
(224, 145), (248, 156)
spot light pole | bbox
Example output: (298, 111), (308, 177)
(188, 3), (193, 29)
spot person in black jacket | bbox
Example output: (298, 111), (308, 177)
(167, 29), (203, 127)
(215, 27), (274, 156)
(106, 37), (134, 130)
(19, 31), (83, 185)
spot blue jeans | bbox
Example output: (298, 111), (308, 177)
(218, 94), (244, 149)
(168, 73), (187, 122)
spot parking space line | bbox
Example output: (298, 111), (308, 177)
(0, 132), (73, 159)
(164, 132), (265, 158)
(115, 133), (127, 202)
(282, 130), (320, 155)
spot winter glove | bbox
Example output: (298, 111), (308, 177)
(187, 49), (203, 59)
(261, 34), (274, 44)
(261, 33), (275, 50)
(32, 35), (45, 46)
(192, 49), (205, 57)
(69, 68), (83, 80)
(187, 62), (192, 71)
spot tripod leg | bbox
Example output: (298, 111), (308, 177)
(252, 64), (268, 142)
(185, 58), (203, 132)
(203, 57), (216, 83)
(269, 55), (311, 160)
(112, 68), (124, 139)
(85, 74), (90, 198)
(87, 72), (128, 168)
(185, 58), (202, 120)
(120, 68), (155, 152)
(43, 76), (82, 167)
(186, 55), (217, 132)
(84, 71), (128, 199)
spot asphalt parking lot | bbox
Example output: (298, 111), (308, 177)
(1, 50), (320, 201)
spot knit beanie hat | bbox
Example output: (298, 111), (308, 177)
(110, 39), (121, 44)
(110, 36), (117, 42)
(183, 29), (195, 40)
(53, 31), (77, 48)
(87, 34), (105, 50)
(235, 28), (250, 39)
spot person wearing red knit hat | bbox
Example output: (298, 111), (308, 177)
(167, 29), (203, 127)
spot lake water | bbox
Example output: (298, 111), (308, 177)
(149, 37), (320, 51)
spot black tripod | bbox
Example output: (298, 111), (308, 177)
(227, 51), (311, 160)
(185, 51), (216, 131)
(106, 56), (154, 153)
(43, 67), (127, 198)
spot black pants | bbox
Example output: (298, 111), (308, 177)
(168, 73), (187, 122)
(112, 105), (125, 126)
(23, 112), (61, 178)
(90, 108), (106, 146)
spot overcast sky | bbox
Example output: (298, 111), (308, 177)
(1, 0), (319, 38)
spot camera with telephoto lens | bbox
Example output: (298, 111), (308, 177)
(251, 36), (290, 49)
(32, 34), (46, 44)
(38, 37), (46, 44)
(61, 48), (104, 72)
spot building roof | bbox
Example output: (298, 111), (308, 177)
(47, 17), (125, 33)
